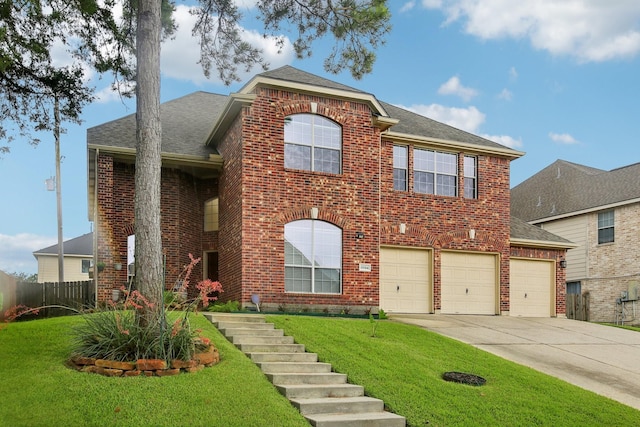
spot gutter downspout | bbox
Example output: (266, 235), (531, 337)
(93, 148), (99, 308)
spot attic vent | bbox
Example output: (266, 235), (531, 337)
(550, 203), (556, 215)
(536, 196), (541, 207)
(557, 167), (561, 179)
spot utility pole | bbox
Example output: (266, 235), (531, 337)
(54, 94), (64, 284)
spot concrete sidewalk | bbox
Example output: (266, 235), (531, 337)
(391, 315), (640, 411)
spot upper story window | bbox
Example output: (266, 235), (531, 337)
(463, 156), (477, 199)
(284, 114), (341, 174)
(204, 198), (219, 232)
(393, 145), (408, 191)
(284, 220), (342, 294)
(597, 210), (614, 244)
(414, 149), (457, 197)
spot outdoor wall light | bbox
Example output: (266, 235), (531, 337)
(559, 259), (567, 269)
(399, 223), (406, 234)
(355, 231), (365, 239)
(114, 262), (122, 271)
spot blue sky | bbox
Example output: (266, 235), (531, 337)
(2, 0), (640, 274)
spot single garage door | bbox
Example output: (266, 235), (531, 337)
(441, 252), (498, 315)
(510, 258), (554, 317)
(380, 247), (431, 313)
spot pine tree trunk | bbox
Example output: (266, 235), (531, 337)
(134, 0), (164, 328)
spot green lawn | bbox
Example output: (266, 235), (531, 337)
(0, 315), (308, 427)
(267, 314), (640, 427)
(1, 314), (638, 427)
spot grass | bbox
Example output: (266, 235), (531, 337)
(267, 315), (640, 427)
(0, 314), (308, 427)
(2, 313), (639, 427)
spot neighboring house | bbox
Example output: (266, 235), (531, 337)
(87, 66), (572, 316)
(511, 159), (640, 322)
(33, 233), (94, 283)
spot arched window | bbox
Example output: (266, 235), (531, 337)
(284, 114), (341, 174)
(284, 220), (342, 294)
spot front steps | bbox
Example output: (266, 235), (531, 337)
(204, 313), (405, 427)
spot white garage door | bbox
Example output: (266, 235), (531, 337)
(441, 252), (498, 315)
(510, 258), (554, 317)
(380, 247), (431, 313)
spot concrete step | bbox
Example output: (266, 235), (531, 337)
(231, 335), (294, 345)
(266, 372), (347, 385)
(205, 313), (406, 427)
(248, 352), (318, 363)
(215, 321), (275, 330)
(291, 396), (383, 415)
(258, 361), (332, 374)
(221, 327), (283, 337)
(206, 313), (266, 323)
(275, 383), (365, 399)
(305, 411), (406, 427)
(237, 343), (306, 353)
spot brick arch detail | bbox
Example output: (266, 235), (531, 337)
(381, 224), (438, 246)
(438, 230), (503, 251)
(276, 207), (350, 230)
(121, 223), (134, 236)
(273, 100), (351, 127)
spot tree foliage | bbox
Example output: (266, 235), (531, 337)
(0, 0), (134, 153)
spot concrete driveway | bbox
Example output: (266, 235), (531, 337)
(391, 315), (640, 411)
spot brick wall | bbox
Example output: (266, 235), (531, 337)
(95, 155), (219, 301)
(224, 88), (381, 310)
(380, 141), (512, 312)
(582, 203), (640, 322)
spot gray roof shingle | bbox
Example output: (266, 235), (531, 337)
(33, 233), (93, 256)
(510, 216), (573, 245)
(87, 92), (228, 156)
(511, 159), (640, 222)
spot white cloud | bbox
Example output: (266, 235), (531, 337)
(0, 233), (57, 274)
(423, 0), (640, 62)
(400, 103), (485, 133)
(398, 103), (521, 149)
(509, 66), (518, 81)
(437, 76), (478, 102)
(161, 5), (294, 85)
(497, 88), (513, 101)
(400, 2), (416, 13)
(549, 132), (579, 144)
(481, 134), (523, 149)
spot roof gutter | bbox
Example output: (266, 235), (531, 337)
(510, 238), (578, 250)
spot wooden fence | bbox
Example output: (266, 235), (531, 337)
(15, 280), (93, 319)
(566, 292), (590, 321)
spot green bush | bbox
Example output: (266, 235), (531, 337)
(206, 300), (242, 312)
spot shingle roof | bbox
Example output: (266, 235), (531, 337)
(33, 233), (93, 257)
(87, 92), (228, 156)
(87, 66), (520, 158)
(511, 159), (640, 222)
(256, 65), (366, 94)
(510, 216), (573, 245)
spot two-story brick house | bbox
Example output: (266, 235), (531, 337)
(88, 66), (571, 316)
(512, 159), (640, 322)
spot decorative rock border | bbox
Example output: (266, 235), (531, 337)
(68, 345), (220, 377)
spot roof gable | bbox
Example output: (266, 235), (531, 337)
(33, 232), (93, 257)
(512, 159), (640, 222)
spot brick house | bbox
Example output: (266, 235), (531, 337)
(512, 159), (640, 322)
(87, 66), (572, 316)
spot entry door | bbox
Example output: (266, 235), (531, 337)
(206, 252), (219, 282)
(380, 247), (431, 313)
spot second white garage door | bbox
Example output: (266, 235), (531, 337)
(380, 247), (431, 313)
(441, 252), (498, 315)
(510, 258), (554, 317)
